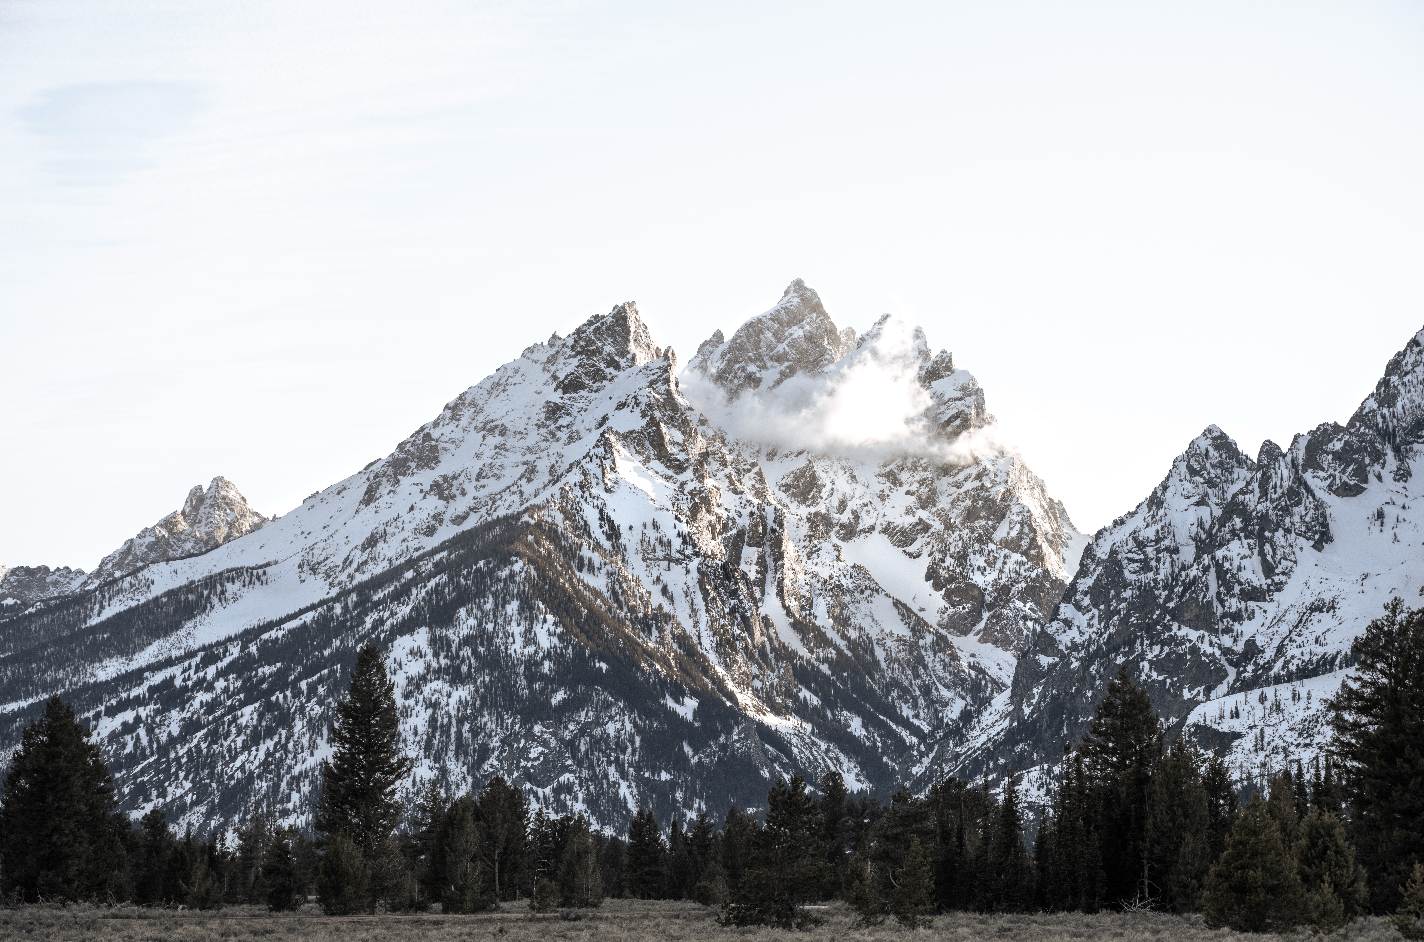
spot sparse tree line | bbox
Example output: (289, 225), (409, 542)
(1, 602), (1421, 937)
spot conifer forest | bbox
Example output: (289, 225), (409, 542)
(0, 601), (1420, 940)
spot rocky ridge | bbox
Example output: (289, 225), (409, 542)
(950, 328), (1424, 793)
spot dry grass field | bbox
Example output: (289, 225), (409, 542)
(0, 900), (1403, 942)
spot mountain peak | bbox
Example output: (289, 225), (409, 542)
(688, 280), (856, 398)
(85, 476), (271, 585)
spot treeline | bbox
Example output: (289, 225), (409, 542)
(1, 603), (1421, 937)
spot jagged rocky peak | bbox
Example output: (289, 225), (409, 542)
(0, 564), (86, 608)
(85, 476), (272, 585)
(689, 279), (858, 397)
(541, 301), (665, 396)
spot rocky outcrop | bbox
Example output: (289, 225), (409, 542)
(0, 564), (86, 609)
(84, 477), (272, 585)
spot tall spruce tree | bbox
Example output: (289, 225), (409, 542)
(983, 774), (1032, 912)
(1202, 749), (1238, 864)
(316, 644), (412, 859)
(475, 775), (528, 902)
(263, 828), (301, 912)
(1202, 795), (1306, 932)
(557, 815), (603, 908)
(1329, 598), (1424, 913)
(1079, 665), (1162, 907)
(1148, 737), (1210, 912)
(0, 696), (128, 902)
(624, 805), (665, 899)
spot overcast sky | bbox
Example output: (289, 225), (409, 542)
(3, 1), (1423, 571)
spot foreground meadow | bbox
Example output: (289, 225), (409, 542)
(0, 900), (1403, 942)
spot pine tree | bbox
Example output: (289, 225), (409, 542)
(557, 815), (603, 908)
(1394, 862), (1424, 940)
(1148, 737), (1210, 913)
(316, 832), (372, 915)
(316, 644), (413, 858)
(1202, 749), (1238, 864)
(1079, 665), (1161, 907)
(1266, 769), (1302, 849)
(984, 774), (1032, 912)
(234, 813), (271, 903)
(0, 696), (128, 903)
(817, 770), (849, 896)
(893, 836), (935, 928)
(1294, 806), (1367, 926)
(437, 794), (495, 913)
(263, 828), (301, 912)
(688, 810), (717, 893)
(722, 774), (825, 928)
(475, 775), (528, 902)
(1202, 795), (1306, 932)
(408, 780), (447, 901)
(624, 805), (665, 899)
(1329, 599), (1424, 913)
(135, 809), (176, 904)
(720, 805), (755, 891)
(843, 853), (885, 926)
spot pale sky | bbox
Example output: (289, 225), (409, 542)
(3, 1), (1423, 571)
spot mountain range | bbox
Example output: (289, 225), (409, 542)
(1, 280), (1418, 834)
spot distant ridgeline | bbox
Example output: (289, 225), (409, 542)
(1, 603), (1420, 934)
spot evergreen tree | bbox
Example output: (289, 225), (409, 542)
(1202, 795), (1306, 932)
(262, 828), (301, 912)
(720, 805), (756, 891)
(1079, 666), (1161, 907)
(1394, 862), (1424, 940)
(1294, 806), (1367, 925)
(983, 774), (1032, 912)
(557, 815), (603, 908)
(598, 835), (627, 899)
(1148, 737), (1210, 913)
(233, 813), (271, 903)
(437, 794), (495, 913)
(135, 809), (176, 904)
(722, 774), (825, 928)
(624, 805), (665, 899)
(893, 836), (935, 928)
(475, 775), (528, 902)
(687, 810), (717, 893)
(843, 853), (884, 927)
(1266, 768), (1302, 849)
(316, 644), (413, 858)
(0, 696), (128, 903)
(817, 770), (849, 896)
(316, 832), (372, 915)
(667, 817), (692, 899)
(1329, 599), (1424, 913)
(408, 780), (447, 901)
(1202, 749), (1238, 864)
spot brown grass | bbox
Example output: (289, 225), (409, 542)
(0, 900), (1402, 942)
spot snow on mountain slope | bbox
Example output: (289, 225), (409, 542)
(952, 326), (1424, 788)
(0, 284), (1082, 834)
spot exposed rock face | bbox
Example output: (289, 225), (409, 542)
(84, 477), (272, 586)
(0, 565), (86, 609)
(0, 285), (1080, 834)
(950, 329), (1424, 790)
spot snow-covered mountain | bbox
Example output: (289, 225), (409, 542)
(951, 327), (1424, 790)
(5, 281), (1417, 834)
(0, 281), (1080, 833)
